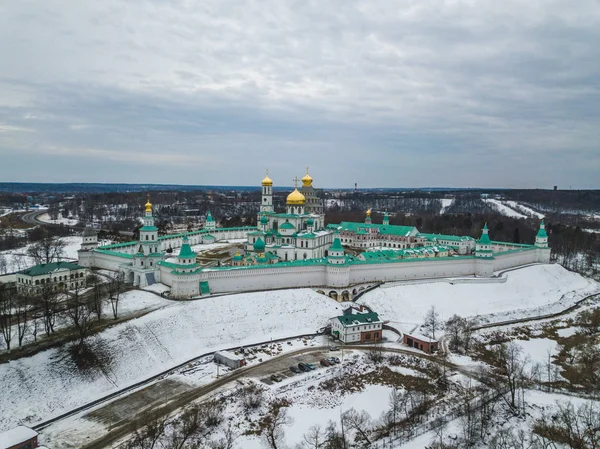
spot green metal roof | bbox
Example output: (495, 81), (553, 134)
(329, 235), (344, 252)
(253, 237), (265, 251)
(334, 221), (417, 237)
(536, 220), (547, 238)
(478, 233), (492, 244)
(95, 249), (134, 259)
(280, 222), (295, 230)
(206, 211), (214, 222)
(178, 236), (196, 259)
(337, 312), (381, 326)
(139, 226), (158, 232)
(418, 233), (475, 242)
(19, 261), (85, 276)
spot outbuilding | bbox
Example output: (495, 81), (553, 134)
(214, 350), (246, 369)
(403, 333), (438, 354)
(0, 426), (39, 449)
(330, 306), (383, 344)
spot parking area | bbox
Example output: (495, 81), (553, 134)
(257, 349), (343, 385)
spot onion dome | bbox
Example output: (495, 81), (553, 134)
(261, 170), (273, 186)
(366, 208), (371, 217)
(145, 198), (152, 213)
(233, 251), (243, 261)
(82, 226), (96, 237)
(253, 237), (265, 252)
(286, 188), (306, 205)
(302, 168), (313, 187)
(260, 214), (269, 225)
(306, 217), (314, 226)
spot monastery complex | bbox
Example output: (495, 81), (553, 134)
(78, 171), (551, 299)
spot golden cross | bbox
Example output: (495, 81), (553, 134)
(306, 167), (309, 174)
(293, 176), (300, 188)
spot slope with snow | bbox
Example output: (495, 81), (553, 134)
(505, 201), (545, 219)
(439, 198), (454, 214)
(359, 264), (599, 332)
(0, 289), (344, 430)
(483, 199), (528, 219)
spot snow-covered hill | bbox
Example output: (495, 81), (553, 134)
(359, 264), (599, 332)
(0, 289), (344, 430)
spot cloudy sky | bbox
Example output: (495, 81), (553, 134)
(0, 0), (599, 188)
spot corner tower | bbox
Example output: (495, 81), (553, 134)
(475, 223), (493, 258)
(535, 219), (548, 248)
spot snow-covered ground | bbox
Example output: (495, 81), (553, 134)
(190, 239), (245, 254)
(0, 236), (83, 273)
(37, 213), (80, 227)
(511, 338), (559, 365)
(483, 199), (528, 219)
(0, 289), (344, 430)
(439, 198), (454, 214)
(505, 201), (545, 219)
(358, 264), (599, 333)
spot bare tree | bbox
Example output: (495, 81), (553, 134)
(492, 342), (528, 412)
(37, 285), (60, 336)
(27, 234), (66, 265)
(533, 400), (600, 449)
(14, 289), (30, 347)
(341, 408), (373, 446)
(324, 419), (348, 449)
(108, 271), (123, 319)
(423, 306), (441, 339)
(366, 343), (384, 364)
(66, 284), (96, 348)
(209, 423), (237, 449)
(0, 254), (7, 274)
(0, 283), (14, 350)
(124, 411), (167, 449)
(302, 424), (324, 449)
(89, 275), (105, 321)
(261, 399), (293, 449)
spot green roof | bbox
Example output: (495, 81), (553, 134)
(260, 215), (269, 224)
(536, 220), (547, 238)
(418, 233), (475, 242)
(20, 261), (85, 276)
(178, 236), (196, 259)
(280, 222), (295, 230)
(334, 222), (417, 237)
(478, 233), (491, 245)
(330, 235), (344, 252)
(139, 226), (158, 232)
(337, 312), (381, 326)
(254, 237), (265, 251)
(206, 211), (214, 222)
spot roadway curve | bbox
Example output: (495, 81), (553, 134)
(76, 344), (473, 449)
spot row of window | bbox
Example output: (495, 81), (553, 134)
(18, 272), (85, 285)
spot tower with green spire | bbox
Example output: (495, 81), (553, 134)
(535, 219), (548, 248)
(328, 232), (346, 265)
(475, 223), (494, 258)
(383, 210), (389, 226)
(205, 211), (216, 231)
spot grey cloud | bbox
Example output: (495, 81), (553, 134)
(0, 0), (598, 188)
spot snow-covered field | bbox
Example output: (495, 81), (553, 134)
(483, 199), (528, 219)
(0, 289), (344, 430)
(359, 264), (599, 332)
(37, 213), (80, 227)
(0, 236), (82, 273)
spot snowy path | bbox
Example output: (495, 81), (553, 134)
(483, 199), (528, 219)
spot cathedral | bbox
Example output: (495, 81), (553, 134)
(78, 170), (550, 299)
(244, 169), (333, 262)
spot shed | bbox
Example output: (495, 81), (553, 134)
(0, 426), (39, 449)
(403, 333), (439, 354)
(214, 350), (246, 369)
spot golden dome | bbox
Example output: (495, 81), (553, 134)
(261, 169), (273, 186)
(145, 196), (152, 213)
(301, 168), (313, 186)
(366, 208), (371, 216)
(286, 188), (306, 205)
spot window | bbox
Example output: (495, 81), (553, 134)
(146, 235), (149, 240)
